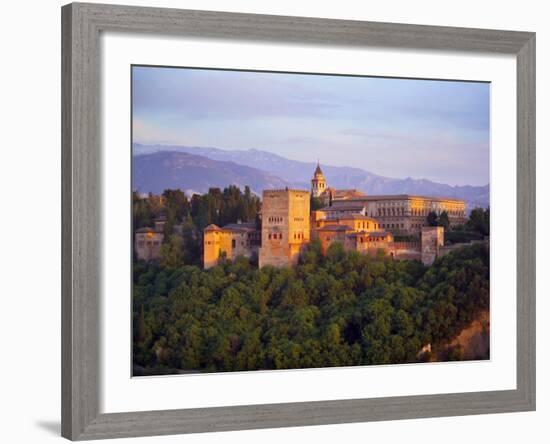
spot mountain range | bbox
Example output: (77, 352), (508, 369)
(133, 143), (489, 209)
(133, 151), (287, 197)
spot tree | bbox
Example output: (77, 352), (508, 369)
(162, 189), (190, 221)
(467, 207), (490, 236)
(132, 191), (153, 229)
(160, 234), (184, 269)
(427, 211), (449, 231)
(133, 229), (490, 373)
(427, 211), (438, 226)
(438, 211), (450, 231)
(138, 304), (147, 343)
(310, 196), (324, 211)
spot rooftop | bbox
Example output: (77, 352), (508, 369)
(263, 188), (309, 195)
(317, 224), (352, 232)
(338, 214), (377, 221)
(344, 194), (466, 203)
(222, 222), (258, 232)
(320, 204), (366, 212)
(314, 162), (324, 176)
(327, 189), (365, 198)
(135, 227), (163, 234)
(347, 230), (391, 238)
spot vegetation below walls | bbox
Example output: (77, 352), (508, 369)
(133, 242), (489, 374)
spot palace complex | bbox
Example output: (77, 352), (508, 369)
(312, 163), (466, 235)
(133, 162), (468, 268)
(199, 163), (466, 269)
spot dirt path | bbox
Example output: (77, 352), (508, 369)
(436, 310), (490, 361)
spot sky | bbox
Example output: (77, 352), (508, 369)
(132, 66), (490, 186)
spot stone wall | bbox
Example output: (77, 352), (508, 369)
(259, 189), (310, 268)
(203, 227), (232, 269)
(421, 226), (445, 265)
(135, 230), (164, 261)
(334, 195), (467, 235)
(203, 225), (260, 269)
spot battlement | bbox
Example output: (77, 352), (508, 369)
(262, 188), (309, 196)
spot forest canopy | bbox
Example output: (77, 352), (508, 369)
(133, 241), (489, 374)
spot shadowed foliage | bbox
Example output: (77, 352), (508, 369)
(133, 242), (489, 374)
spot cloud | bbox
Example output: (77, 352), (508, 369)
(131, 66), (490, 186)
(132, 67), (342, 121)
(133, 118), (183, 145)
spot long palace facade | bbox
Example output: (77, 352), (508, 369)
(201, 163), (465, 269)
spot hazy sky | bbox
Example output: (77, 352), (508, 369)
(132, 66), (490, 186)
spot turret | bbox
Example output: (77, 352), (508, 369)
(311, 161), (327, 198)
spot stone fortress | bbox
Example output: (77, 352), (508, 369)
(201, 163), (466, 269)
(312, 163), (466, 235)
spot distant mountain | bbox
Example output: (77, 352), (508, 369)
(132, 151), (289, 195)
(133, 144), (489, 209)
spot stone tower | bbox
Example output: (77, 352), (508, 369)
(259, 188), (310, 268)
(420, 226), (444, 265)
(311, 162), (327, 198)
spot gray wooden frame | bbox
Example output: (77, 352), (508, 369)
(61, 2), (536, 440)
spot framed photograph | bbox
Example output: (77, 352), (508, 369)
(61, 2), (535, 440)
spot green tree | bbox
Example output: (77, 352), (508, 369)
(427, 211), (438, 226)
(438, 211), (450, 231)
(133, 239), (489, 373)
(310, 196), (324, 211)
(160, 234), (184, 270)
(467, 207), (490, 236)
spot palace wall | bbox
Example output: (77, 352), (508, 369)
(333, 196), (467, 235)
(259, 189), (310, 268)
(421, 226), (445, 265)
(135, 229), (164, 261)
(203, 223), (260, 269)
(199, 165), (469, 270)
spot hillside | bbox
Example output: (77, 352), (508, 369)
(132, 151), (288, 195)
(133, 143), (490, 208)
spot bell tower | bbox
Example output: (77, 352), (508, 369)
(311, 161), (326, 198)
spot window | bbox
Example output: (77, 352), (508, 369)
(231, 239), (236, 248)
(268, 234), (272, 240)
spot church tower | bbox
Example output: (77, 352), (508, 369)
(311, 161), (326, 198)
